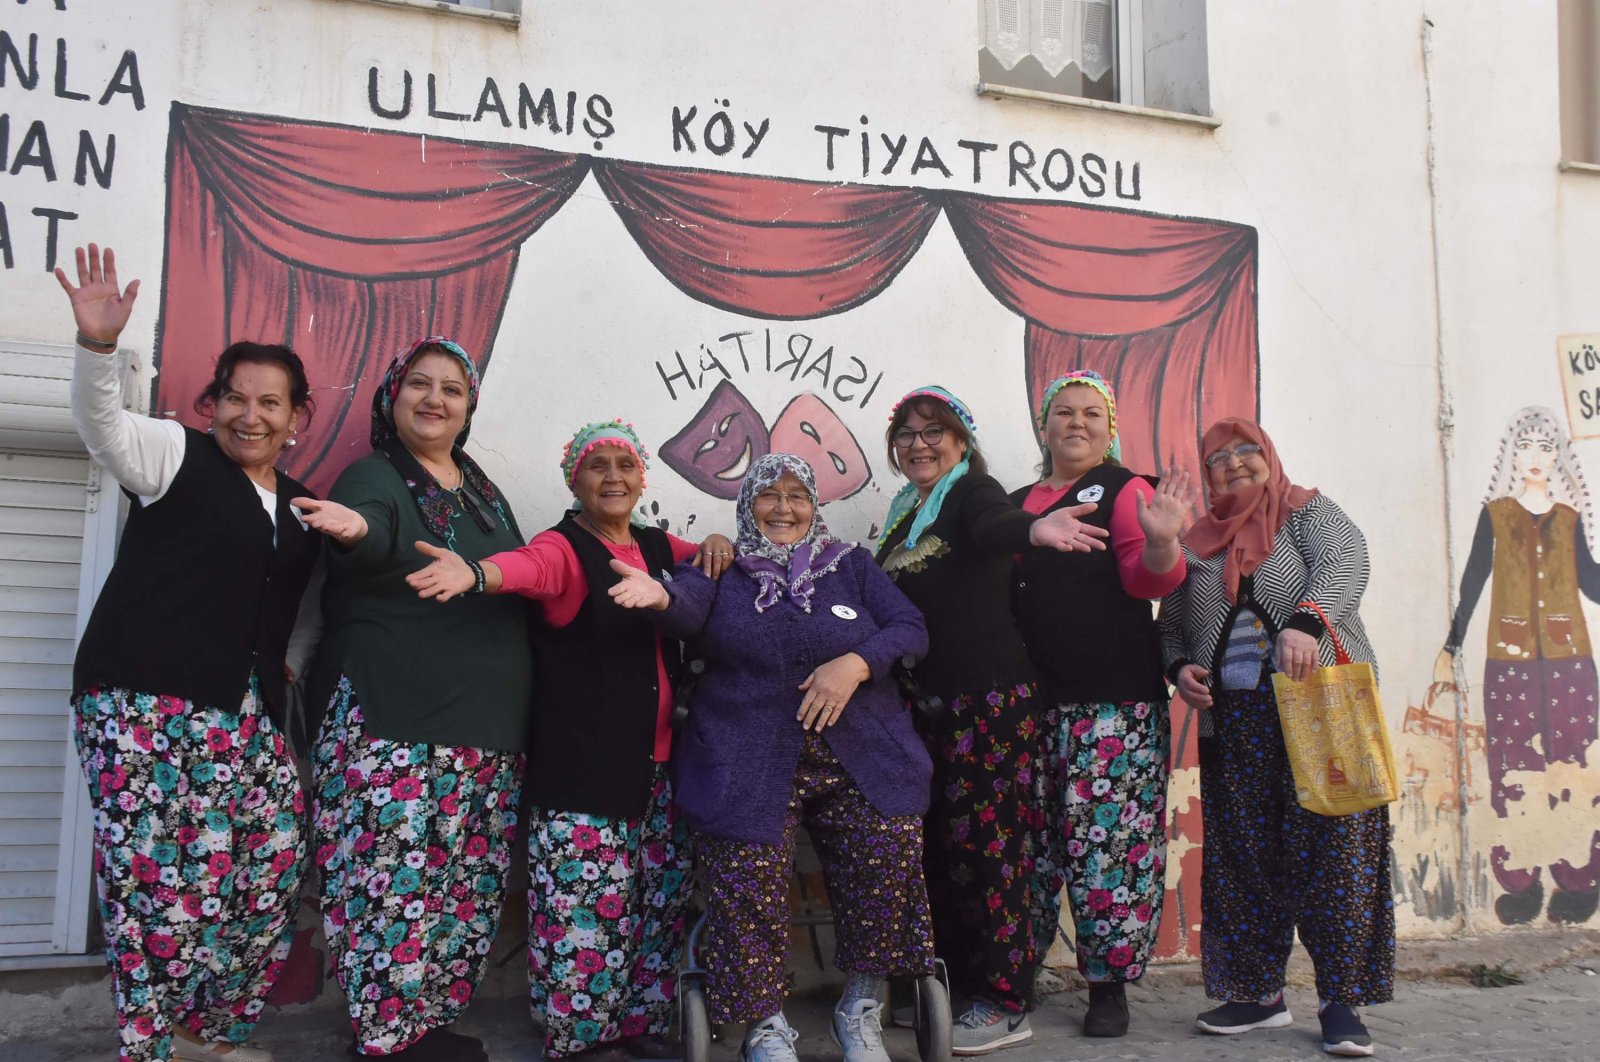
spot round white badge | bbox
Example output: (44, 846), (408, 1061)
(831, 604), (858, 620)
(1077, 484), (1105, 503)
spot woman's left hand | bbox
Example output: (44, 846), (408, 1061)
(293, 498), (369, 546)
(694, 533), (735, 578)
(1275, 628), (1320, 682)
(1030, 502), (1111, 552)
(797, 652), (871, 731)
(1136, 466), (1196, 546)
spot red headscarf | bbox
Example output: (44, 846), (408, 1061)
(1184, 418), (1319, 601)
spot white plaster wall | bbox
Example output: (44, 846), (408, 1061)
(5, 0), (1597, 937)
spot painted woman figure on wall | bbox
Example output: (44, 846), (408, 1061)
(1434, 406), (1600, 924)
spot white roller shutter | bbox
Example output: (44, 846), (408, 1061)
(0, 340), (129, 963)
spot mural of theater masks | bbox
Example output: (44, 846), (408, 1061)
(660, 379), (872, 502)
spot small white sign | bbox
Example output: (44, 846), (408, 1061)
(831, 604), (858, 620)
(1558, 333), (1600, 441)
(1077, 484), (1105, 503)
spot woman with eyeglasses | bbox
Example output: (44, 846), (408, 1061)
(296, 337), (532, 1062)
(874, 387), (1107, 1056)
(605, 453), (933, 1062)
(1010, 371), (1193, 1039)
(404, 420), (732, 1061)
(1158, 417), (1391, 1058)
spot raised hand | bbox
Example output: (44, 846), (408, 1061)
(607, 558), (670, 610)
(54, 244), (140, 346)
(694, 532), (735, 579)
(1030, 501), (1110, 552)
(1136, 466), (1196, 547)
(797, 652), (870, 731)
(404, 540), (478, 601)
(292, 498), (369, 546)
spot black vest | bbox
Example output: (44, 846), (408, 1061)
(73, 427), (318, 727)
(1010, 464), (1166, 704)
(526, 515), (682, 819)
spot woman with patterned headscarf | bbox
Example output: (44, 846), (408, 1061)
(873, 386), (1108, 1056)
(1158, 417), (1391, 1057)
(298, 337), (531, 1062)
(405, 420), (731, 1060)
(1434, 406), (1600, 922)
(607, 453), (933, 1062)
(1009, 371), (1193, 1039)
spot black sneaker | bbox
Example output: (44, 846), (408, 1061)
(1083, 982), (1129, 1037)
(1319, 1003), (1375, 1056)
(1195, 998), (1293, 1034)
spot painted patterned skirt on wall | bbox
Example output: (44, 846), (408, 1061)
(1031, 699), (1170, 982)
(526, 768), (691, 1059)
(312, 678), (524, 1056)
(73, 679), (307, 1062)
(921, 682), (1045, 1013)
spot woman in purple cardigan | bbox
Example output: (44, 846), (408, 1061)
(608, 453), (932, 1062)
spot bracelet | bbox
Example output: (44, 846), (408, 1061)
(466, 559), (486, 595)
(76, 331), (117, 352)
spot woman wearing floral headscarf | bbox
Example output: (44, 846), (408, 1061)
(406, 420), (731, 1060)
(874, 386), (1107, 1056)
(607, 453), (932, 1062)
(298, 337), (531, 1062)
(1158, 417), (1392, 1057)
(1010, 371), (1193, 1039)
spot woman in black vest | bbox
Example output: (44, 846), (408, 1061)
(873, 386), (1106, 1057)
(59, 244), (326, 1062)
(1009, 371), (1192, 1039)
(406, 420), (731, 1060)
(296, 337), (531, 1062)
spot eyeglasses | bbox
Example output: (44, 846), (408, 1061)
(754, 490), (814, 508)
(892, 424), (947, 449)
(1204, 443), (1264, 470)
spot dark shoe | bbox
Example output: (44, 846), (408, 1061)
(621, 1032), (682, 1059)
(1319, 1003), (1374, 1056)
(1083, 982), (1129, 1037)
(1196, 998), (1293, 1035)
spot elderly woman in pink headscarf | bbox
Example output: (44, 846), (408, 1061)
(1157, 417), (1393, 1058)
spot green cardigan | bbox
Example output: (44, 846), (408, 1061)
(309, 452), (534, 751)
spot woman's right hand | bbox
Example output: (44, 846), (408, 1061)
(1432, 648), (1457, 686)
(607, 558), (670, 610)
(1029, 501), (1111, 552)
(1176, 663), (1213, 708)
(407, 541), (477, 601)
(54, 243), (139, 347)
(293, 498), (369, 546)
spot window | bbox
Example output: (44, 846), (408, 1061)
(1560, 0), (1600, 167)
(978, 0), (1210, 119)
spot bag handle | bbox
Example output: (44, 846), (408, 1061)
(1295, 599), (1352, 665)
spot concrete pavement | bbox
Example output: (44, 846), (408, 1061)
(4, 932), (1599, 1061)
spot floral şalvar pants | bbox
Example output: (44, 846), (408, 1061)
(696, 732), (934, 1023)
(527, 766), (691, 1059)
(1032, 699), (1170, 983)
(312, 677), (524, 1055)
(921, 682), (1044, 1013)
(73, 679), (306, 1062)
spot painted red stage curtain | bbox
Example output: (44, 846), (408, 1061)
(592, 160), (942, 319)
(944, 195), (1258, 479)
(154, 104), (589, 491)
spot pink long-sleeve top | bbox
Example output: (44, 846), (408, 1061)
(1020, 476), (1186, 600)
(489, 529), (701, 761)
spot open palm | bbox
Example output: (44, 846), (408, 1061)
(1136, 466), (1196, 545)
(54, 243), (139, 344)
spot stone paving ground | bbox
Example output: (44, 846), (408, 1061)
(4, 935), (1599, 1061)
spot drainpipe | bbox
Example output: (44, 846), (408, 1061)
(1420, 12), (1472, 930)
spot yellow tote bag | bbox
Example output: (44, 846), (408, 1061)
(1270, 601), (1399, 817)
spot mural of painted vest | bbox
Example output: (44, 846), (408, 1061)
(1436, 406), (1600, 926)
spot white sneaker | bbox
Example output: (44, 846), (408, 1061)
(951, 998), (1033, 1056)
(831, 998), (892, 1062)
(741, 1012), (800, 1062)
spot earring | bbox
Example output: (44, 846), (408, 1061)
(285, 432), (298, 448)
(207, 425), (215, 435)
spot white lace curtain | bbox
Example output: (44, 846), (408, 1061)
(980, 0), (1114, 82)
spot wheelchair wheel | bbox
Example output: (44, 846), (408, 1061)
(913, 962), (952, 1062)
(681, 973), (712, 1062)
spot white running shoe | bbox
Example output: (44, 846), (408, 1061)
(831, 998), (892, 1062)
(740, 1012), (800, 1062)
(951, 998), (1033, 1055)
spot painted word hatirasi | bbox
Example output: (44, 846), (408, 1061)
(0, 0), (145, 270)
